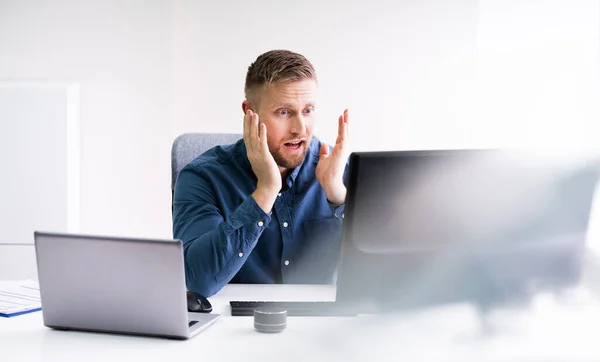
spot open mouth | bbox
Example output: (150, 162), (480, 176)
(284, 141), (304, 150)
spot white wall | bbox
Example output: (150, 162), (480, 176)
(0, 82), (80, 241)
(0, 0), (173, 241)
(473, 0), (600, 148)
(0, 0), (599, 279)
(172, 0), (599, 151)
(171, 0), (480, 150)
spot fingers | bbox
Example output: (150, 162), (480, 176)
(250, 111), (258, 143)
(253, 112), (264, 155)
(243, 110), (250, 139)
(243, 110), (252, 149)
(335, 109), (349, 148)
(243, 109), (261, 154)
(319, 143), (330, 161)
(259, 122), (269, 153)
(343, 108), (349, 145)
(336, 115), (344, 145)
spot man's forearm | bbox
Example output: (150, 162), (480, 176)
(176, 197), (271, 297)
(183, 226), (256, 297)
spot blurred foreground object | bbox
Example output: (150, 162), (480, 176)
(336, 147), (600, 313)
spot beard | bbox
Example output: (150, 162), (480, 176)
(269, 139), (310, 169)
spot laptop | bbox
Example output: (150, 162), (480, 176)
(231, 148), (600, 315)
(34, 232), (220, 339)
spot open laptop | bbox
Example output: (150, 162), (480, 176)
(230, 148), (600, 315)
(34, 232), (220, 339)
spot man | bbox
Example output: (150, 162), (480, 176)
(173, 49), (350, 297)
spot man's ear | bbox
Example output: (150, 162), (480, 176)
(242, 100), (253, 114)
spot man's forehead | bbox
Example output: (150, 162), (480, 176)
(264, 80), (318, 107)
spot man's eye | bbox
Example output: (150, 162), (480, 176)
(305, 108), (313, 114)
(279, 110), (289, 116)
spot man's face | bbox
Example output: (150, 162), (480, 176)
(251, 79), (317, 170)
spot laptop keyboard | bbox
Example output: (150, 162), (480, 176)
(229, 301), (354, 316)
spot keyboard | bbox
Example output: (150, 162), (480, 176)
(229, 301), (355, 316)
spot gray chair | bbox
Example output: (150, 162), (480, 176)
(171, 132), (242, 207)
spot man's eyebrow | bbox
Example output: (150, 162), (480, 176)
(272, 102), (316, 108)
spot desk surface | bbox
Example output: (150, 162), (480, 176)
(3, 282), (600, 362)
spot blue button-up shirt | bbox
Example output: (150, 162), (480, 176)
(173, 137), (348, 297)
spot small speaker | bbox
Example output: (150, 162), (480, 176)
(253, 307), (287, 333)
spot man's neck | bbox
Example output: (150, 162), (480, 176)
(279, 167), (292, 185)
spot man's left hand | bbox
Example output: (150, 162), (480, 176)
(316, 109), (350, 206)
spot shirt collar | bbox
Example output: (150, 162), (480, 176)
(285, 153), (306, 188)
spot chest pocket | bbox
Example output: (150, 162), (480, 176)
(292, 218), (343, 283)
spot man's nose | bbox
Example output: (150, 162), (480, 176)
(290, 114), (306, 134)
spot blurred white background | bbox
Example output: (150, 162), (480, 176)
(0, 0), (598, 278)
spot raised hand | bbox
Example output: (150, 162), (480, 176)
(316, 109), (350, 205)
(243, 109), (281, 213)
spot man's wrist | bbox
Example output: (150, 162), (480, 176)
(323, 182), (346, 206)
(252, 185), (280, 214)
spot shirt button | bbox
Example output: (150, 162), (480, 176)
(283, 222), (288, 228)
(258, 221), (264, 227)
(342, 213), (344, 219)
(278, 193), (282, 197)
(238, 252), (243, 258)
(284, 260), (290, 266)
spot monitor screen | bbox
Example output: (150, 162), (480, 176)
(347, 149), (598, 253)
(337, 149), (600, 311)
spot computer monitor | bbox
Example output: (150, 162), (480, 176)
(335, 149), (600, 312)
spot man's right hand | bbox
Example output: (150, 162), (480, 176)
(243, 109), (281, 213)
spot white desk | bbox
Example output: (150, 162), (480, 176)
(3, 283), (600, 362)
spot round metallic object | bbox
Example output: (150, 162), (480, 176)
(253, 307), (287, 333)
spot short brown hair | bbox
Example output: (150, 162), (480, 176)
(244, 49), (317, 104)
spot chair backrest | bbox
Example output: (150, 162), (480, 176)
(171, 132), (242, 194)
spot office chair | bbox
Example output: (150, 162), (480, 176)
(171, 132), (242, 208)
